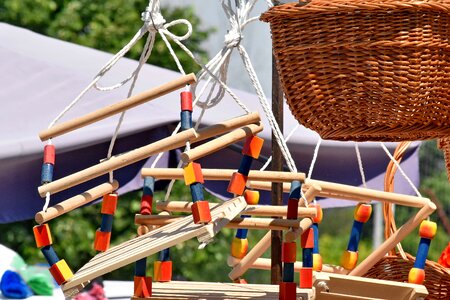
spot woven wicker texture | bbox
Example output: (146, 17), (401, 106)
(261, 0), (450, 141)
(438, 137), (450, 181)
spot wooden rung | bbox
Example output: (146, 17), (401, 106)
(141, 168), (306, 183)
(251, 258), (348, 275)
(39, 74), (197, 141)
(180, 123), (263, 163)
(155, 201), (317, 218)
(38, 113), (260, 197)
(135, 214), (308, 231)
(35, 181), (119, 224)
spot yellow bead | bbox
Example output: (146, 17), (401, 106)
(231, 237), (248, 259)
(310, 204), (323, 224)
(408, 267), (425, 284)
(244, 190), (260, 205)
(183, 162), (204, 185)
(354, 203), (372, 223)
(313, 253), (323, 271)
(341, 250), (358, 270)
(49, 259), (73, 285)
(419, 220), (437, 239)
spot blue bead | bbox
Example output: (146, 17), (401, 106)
(413, 238), (431, 269)
(41, 245), (59, 266)
(236, 229), (248, 239)
(100, 214), (114, 232)
(190, 182), (204, 202)
(41, 163), (54, 184)
(289, 180), (301, 200)
(180, 111), (193, 131)
(158, 248), (170, 261)
(135, 257), (147, 276)
(347, 220), (364, 252)
(312, 223), (320, 254)
(303, 248), (313, 268)
(143, 176), (155, 196)
(283, 263), (295, 282)
(238, 155), (253, 176)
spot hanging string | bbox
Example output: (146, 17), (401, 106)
(354, 143), (367, 188)
(380, 142), (422, 197)
(307, 138), (322, 179)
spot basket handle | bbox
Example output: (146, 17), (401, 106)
(383, 141), (411, 259)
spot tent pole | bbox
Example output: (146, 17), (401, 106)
(271, 0), (284, 284)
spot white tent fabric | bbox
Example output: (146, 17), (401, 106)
(0, 23), (420, 223)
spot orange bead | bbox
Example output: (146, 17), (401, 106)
(354, 203), (372, 223)
(49, 259), (73, 285)
(154, 261), (172, 282)
(242, 135), (264, 159)
(301, 228), (314, 249)
(313, 253), (323, 271)
(408, 267), (425, 284)
(183, 162), (204, 185)
(282, 242), (297, 263)
(134, 276), (152, 298)
(419, 220), (437, 239)
(33, 224), (53, 248)
(231, 237), (248, 259)
(101, 193), (118, 215)
(227, 172), (248, 195)
(342, 250), (358, 270)
(94, 230), (111, 252)
(310, 203), (323, 224)
(244, 190), (260, 205)
(191, 201), (212, 224)
(299, 268), (313, 288)
(279, 282), (297, 300)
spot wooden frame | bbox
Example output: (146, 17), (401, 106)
(39, 74), (197, 141)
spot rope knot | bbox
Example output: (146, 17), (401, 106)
(141, 6), (166, 32)
(224, 29), (243, 49)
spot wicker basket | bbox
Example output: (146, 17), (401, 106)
(363, 142), (450, 299)
(260, 0), (450, 142)
(438, 137), (450, 181)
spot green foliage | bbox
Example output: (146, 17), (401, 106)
(0, 0), (213, 73)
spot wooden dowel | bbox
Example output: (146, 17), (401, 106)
(35, 180), (119, 224)
(350, 200), (436, 276)
(135, 215), (306, 230)
(155, 201), (317, 218)
(141, 168), (306, 182)
(39, 74), (197, 141)
(251, 258), (349, 275)
(180, 123), (263, 163)
(38, 113), (261, 197)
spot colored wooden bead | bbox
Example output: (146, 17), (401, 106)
(33, 224), (52, 248)
(49, 259), (73, 285)
(143, 176), (155, 196)
(134, 276), (152, 298)
(312, 223), (320, 254)
(233, 278), (248, 284)
(287, 198), (299, 219)
(354, 203), (372, 223)
(41, 245), (59, 266)
(101, 193), (118, 215)
(289, 180), (302, 200)
(408, 267), (425, 284)
(154, 261), (172, 282)
(243, 190), (259, 205)
(231, 237), (248, 259)
(347, 220), (364, 252)
(180, 111), (193, 131)
(242, 135), (264, 159)
(100, 214), (114, 232)
(238, 155), (253, 176)
(342, 250), (358, 270)
(135, 257), (147, 277)
(191, 200), (212, 224)
(227, 172), (248, 195)
(282, 242), (297, 263)
(313, 253), (323, 271)
(235, 228), (248, 239)
(279, 282), (297, 300)
(158, 249), (170, 261)
(419, 220), (437, 239)
(41, 163), (54, 184)
(140, 194), (153, 215)
(190, 182), (204, 202)
(94, 230), (111, 252)
(414, 238), (431, 269)
(43, 144), (55, 165)
(183, 162), (204, 185)
(283, 262), (295, 282)
(301, 228), (314, 249)
(299, 268), (313, 288)
(303, 248), (313, 268)
(180, 91), (193, 111)
(311, 204), (323, 224)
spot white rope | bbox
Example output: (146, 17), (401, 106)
(354, 143), (367, 188)
(380, 142), (422, 197)
(307, 138), (322, 179)
(43, 192), (51, 212)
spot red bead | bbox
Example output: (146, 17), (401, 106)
(299, 268), (313, 288)
(140, 194), (153, 215)
(242, 135), (264, 159)
(134, 276), (152, 298)
(282, 242), (297, 263)
(154, 261), (172, 282)
(419, 220), (437, 239)
(33, 224), (53, 248)
(279, 282), (297, 300)
(301, 228), (314, 249)
(192, 201), (212, 224)
(43, 144), (55, 165)
(243, 190), (259, 205)
(310, 203), (323, 224)
(94, 230), (111, 252)
(184, 162), (204, 185)
(227, 172), (248, 195)
(408, 267), (425, 284)
(180, 91), (193, 111)
(101, 193), (118, 215)
(49, 259), (73, 285)
(354, 203), (372, 223)
(287, 199), (299, 219)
